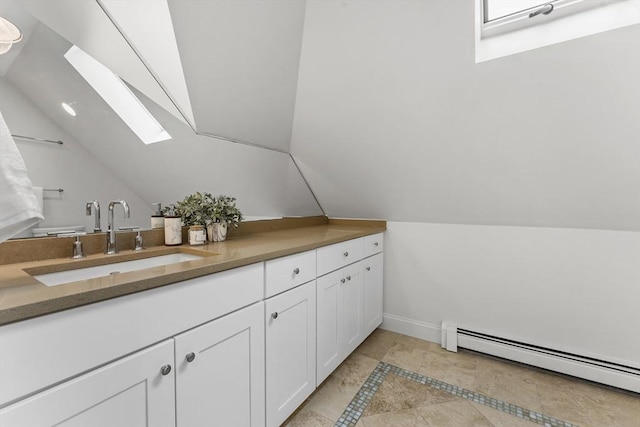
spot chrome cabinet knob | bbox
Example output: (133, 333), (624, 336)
(186, 352), (196, 363)
(346, 275), (351, 281)
(341, 278), (346, 284)
(343, 251), (349, 257)
(160, 364), (172, 376)
(271, 312), (278, 319)
(374, 242), (379, 246)
(293, 268), (300, 275)
(366, 267), (371, 271)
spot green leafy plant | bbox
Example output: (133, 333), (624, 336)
(211, 195), (243, 227)
(172, 192), (215, 226)
(169, 193), (243, 227)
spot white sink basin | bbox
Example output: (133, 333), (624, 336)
(34, 253), (204, 287)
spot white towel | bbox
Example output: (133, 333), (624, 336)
(32, 186), (44, 215)
(0, 111), (44, 243)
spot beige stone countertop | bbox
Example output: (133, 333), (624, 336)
(0, 218), (385, 326)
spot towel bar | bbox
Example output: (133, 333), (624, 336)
(11, 134), (64, 145)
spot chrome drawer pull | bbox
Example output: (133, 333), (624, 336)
(186, 352), (196, 363)
(343, 251), (349, 257)
(160, 365), (172, 376)
(271, 312), (278, 319)
(366, 267), (371, 271)
(341, 278), (346, 284)
(374, 242), (379, 246)
(293, 268), (300, 275)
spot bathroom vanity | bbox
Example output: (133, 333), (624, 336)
(0, 217), (385, 427)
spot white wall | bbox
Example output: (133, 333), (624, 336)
(383, 222), (640, 367)
(0, 78), (150, 234)
(291, 0), (640, 365)
(291, 0), (639, 231)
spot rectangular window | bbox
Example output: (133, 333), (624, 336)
(475, 0), (640, 62)
(484, 0), (550, 22)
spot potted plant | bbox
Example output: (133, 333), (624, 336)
(172, 192), (215, 226)
(207, 195), (243, 242)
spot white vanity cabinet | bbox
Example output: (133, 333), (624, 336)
(0, 230), (384, 427)
(363, 252), (384, 337)
(1, 298), (267, 427)
(0, 263), (265, 427)
(264, 252), (316, 427)
(316, 233), (384, 385)
(175, 302), (265, 427)
(316, 260), (364, 385)
(0, 340), (176, 427)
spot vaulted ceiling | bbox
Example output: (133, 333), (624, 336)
(16, 0), (306, 153)
(2, 1), (638, 231)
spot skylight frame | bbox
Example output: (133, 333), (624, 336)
(64, 45), (171, 145)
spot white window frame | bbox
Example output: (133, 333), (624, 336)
(475, 0), (640, 63)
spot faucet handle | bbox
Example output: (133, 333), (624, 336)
(54, 232), (86, 259)
(72, 235), (85, 259)
(134, 231), (143, 251)
(119, 227), (143, 251)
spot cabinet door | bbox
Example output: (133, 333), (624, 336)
(316, 269), (342, 385)
(363, 253), (384, 337)
(0, 340), (175, 427)
(265, 281), (316, 427)
(340, 260), (364, 356)
(175, 302), (265, 427)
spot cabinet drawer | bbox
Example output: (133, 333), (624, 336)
(265, 250), (316, 298)
(317, 238), (364, 276)
(364, 233), (384, 258)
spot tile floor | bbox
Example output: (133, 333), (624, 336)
(283, 329), (640, 427)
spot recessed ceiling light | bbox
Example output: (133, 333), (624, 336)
(61, 102), (77, 117)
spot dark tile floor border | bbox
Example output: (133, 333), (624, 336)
(334, 361), (578, 427)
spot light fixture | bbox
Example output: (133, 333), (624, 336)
(0, 16), (23, 55)
(61, 102), (77, 117)
(64, 45), (171, 144)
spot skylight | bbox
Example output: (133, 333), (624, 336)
(64, 45), (171, 144)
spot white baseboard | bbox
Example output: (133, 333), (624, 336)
(380, 314), (640, 393)
(459, 334), (640, 393)
(380, 313), (441, 344)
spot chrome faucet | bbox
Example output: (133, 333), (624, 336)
(85, 200), (101, 232)
(106, 200), (130, 254)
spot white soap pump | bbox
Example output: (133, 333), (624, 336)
(151, 202), (164, 229)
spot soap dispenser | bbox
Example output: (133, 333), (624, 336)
(164, 204), (182, 246)
(151, 202), (164, 229)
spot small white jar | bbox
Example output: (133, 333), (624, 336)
(189, 225), (206, 245)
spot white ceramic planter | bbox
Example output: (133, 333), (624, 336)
(207, 223), (228, 242)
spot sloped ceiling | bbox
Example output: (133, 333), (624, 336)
(2, 0), (322, 224)
(167, 0), (306, 152)
(290, 0), (640, 231)
(98, 0), (196, 128)
(19, 0), (306, 152)
(5, 0), (637, 231)
(20, 0), (188, 126)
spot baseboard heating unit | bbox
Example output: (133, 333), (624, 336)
(440, 322), (640, 393)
